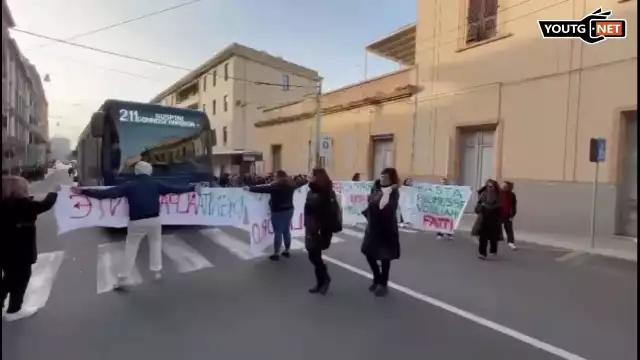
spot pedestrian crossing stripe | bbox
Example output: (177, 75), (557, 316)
(22, 251), (65, 310)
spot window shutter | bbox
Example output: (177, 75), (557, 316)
(466, 0), (483, 43)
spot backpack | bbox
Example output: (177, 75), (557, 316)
(329, 191), (343, 233)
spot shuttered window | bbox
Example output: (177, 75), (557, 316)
(466, 0), (498, 44)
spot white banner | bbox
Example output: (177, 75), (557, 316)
(399, 183), (472, 234)
(245, 186), (307, 255)
(54, 186), (246, 234)
(338, 181), (374, 225)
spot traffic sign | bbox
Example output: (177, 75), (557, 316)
(319, 136), (332, 158)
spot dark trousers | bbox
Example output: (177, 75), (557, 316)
(366, 257), (391, 286)
(271, 209), (294, 254)
(478, 236), (498, 257)
(308, 250), (329, 285)
(502, 219), (515, 244)
(1, 262), (33, 313)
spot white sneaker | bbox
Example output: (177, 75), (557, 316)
(436, 235), (444, 241)
(446, 235), (454, 241)
(509, 243), (518, 250)
(4, 307), (38, 322)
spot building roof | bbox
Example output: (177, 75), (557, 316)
(150, 43), (322, 103)
(366, 23), (416, 66)
(2, 0), (16, 28)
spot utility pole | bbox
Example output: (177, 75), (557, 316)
(314, 81), (323, 167)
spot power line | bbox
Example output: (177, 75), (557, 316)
(25, 0), (205, 52)
(12, 28), (320, 89)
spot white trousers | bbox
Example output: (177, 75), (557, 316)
(119, 217), (162, 279)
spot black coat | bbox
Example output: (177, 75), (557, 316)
(304, 183), (335, 252)
(1, 193), (58, 265)
(471, 193), (503, 240)
(249, 179), (302, 213)
(361, 187), (400, 261)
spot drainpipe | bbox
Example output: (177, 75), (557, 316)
(409, 64), (419, 176)
(314, 81), (323, 167)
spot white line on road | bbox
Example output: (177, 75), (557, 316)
(23, 251), (65, 310)
(555, 251), (586, 263)
(322, 255), (588, 360)
(97, 243), (143, 294)
(341, 228), (364, 239)
(201, 228), (260, 260)
(162, 235), (213, 273)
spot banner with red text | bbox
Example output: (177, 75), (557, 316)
(399, 183), (472, 234)
(54, 186), (246, 234)
(338, 181), (374, 224)
(244, 186), (308, 255)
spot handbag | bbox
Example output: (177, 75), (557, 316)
(330, 191), (343, 233)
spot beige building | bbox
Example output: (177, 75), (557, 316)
(252, 0), (637, 239)
(150, 43), (321, 175)
(2, 0), (50, 169)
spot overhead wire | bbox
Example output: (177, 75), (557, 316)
(24, 0), (205, 52)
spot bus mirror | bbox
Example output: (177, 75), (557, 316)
(90, 111), (105, 137)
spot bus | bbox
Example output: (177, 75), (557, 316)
(76, 100), (214, 187)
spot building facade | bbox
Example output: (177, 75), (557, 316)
(252, 0), (637, 239)
(49, 136), (72, 162)
(2, 0), (50, 170)
(150, 43), (321, 175)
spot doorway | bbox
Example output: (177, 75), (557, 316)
(459, 129), (495, 211)
(371, 136), (395, 180)
(271, 144), (282, 173)
(617, 111), (637, 238)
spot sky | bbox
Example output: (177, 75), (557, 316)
(7, 0), (416, 146)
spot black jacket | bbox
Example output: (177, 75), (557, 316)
(249, 179), (303, 213)
(1, 193), (58, 265)
(304, 182), (336, 251)
(361, 186), (401, 261)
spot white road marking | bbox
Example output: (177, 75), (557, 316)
(162, 235), (213, 273)
(399, 227), (418, 234)
(341, 228), (364, 239)
(321, 255), (588, 360)
(22, 251), (65, 310)
(200, 228), (259, 260)
(97, 242), (143, 294)
(555, 251), (586, 263)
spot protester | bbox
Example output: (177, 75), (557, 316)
(351, 173), (361, 181)
(1, 176), (59, 321)
(436, 177), (454, 241)
(500, 181), (518, 250)
(246, 170), (304, 261)
(71, 161), (198, 291)
(361, 168), (401, 297)
(471, 179), (503, 260)
(304, 168), (341, 295)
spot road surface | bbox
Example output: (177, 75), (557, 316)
(3, 171), (637, 360)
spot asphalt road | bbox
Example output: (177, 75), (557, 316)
(3, 171), (637, 360)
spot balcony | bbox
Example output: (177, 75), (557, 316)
(175, 82), (199, 105)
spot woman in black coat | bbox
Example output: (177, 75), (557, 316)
(471, 179), (503, 260)
(1, 176), (59, 321)
(361, 168), (400, 297)
(304, 168), (339, 295)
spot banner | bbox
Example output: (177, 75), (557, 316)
(54, 186), (246, 234)
(400, 183), (472, 234)
(244, 186), (308, 255)
(338, 181), (374, 225)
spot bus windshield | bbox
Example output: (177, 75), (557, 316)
(110, 105), (211, 177)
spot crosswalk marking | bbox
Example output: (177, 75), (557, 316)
(200, 228), (260, 260)
(353, 224), (417, 234)
(23, 251), (65, 310)
(341, 228), (364, 239)
(162, 235), (213, 273)
(97, 242), (143, 294)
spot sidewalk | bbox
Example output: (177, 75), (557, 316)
(457, 214), (637, 262)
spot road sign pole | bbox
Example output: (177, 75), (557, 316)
(590, 161), (600, 248)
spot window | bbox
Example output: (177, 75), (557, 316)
(202, 103), (207, 113)
(212, 70), (217, 87)
(224, 63), (229, 81)
(202, 76), (207, 92)
(466, 0), (498, 44)
(211, 129), (218, 147)
(212, 100), (217, 115)
(223, 126), (228, 145)
(223, 95), (229, 112)
(282, 74), (290, 91)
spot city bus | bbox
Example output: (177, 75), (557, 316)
(76, 100), (214, 187)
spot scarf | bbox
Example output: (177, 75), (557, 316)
(480, 190), (500, 210)
(379, 185), (393, 209)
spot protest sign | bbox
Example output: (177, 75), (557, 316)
(244, 186), (307, 255)
(53, 186), (246, 234)
(400, 183), (471, 234)
(338, 181), (374, 225)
